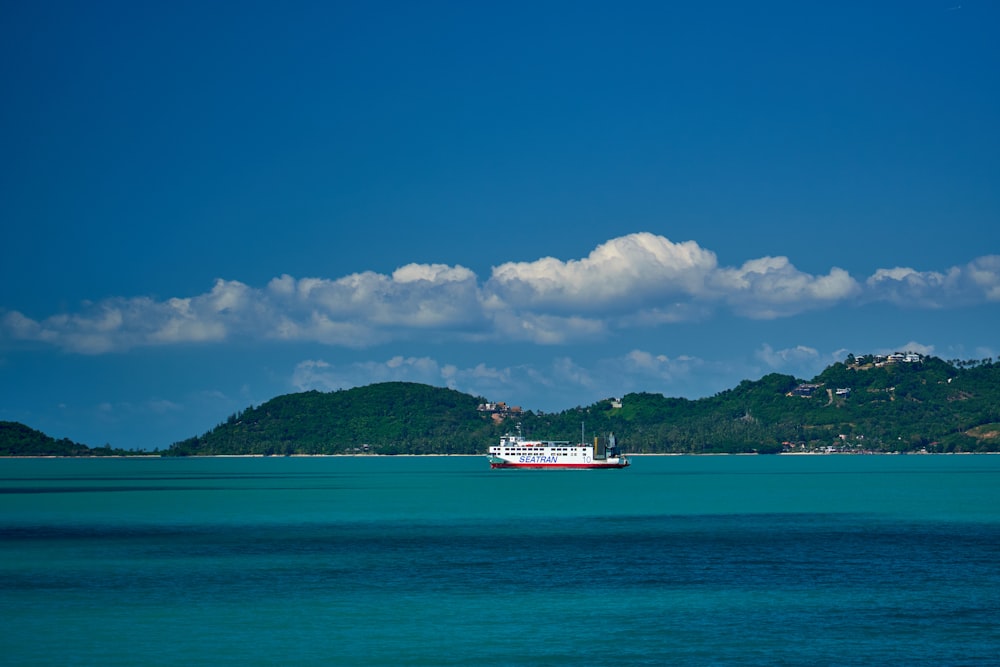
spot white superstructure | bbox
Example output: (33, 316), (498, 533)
(487, 426), (629, 469)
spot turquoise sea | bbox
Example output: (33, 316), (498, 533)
(2, 454), (999, 665)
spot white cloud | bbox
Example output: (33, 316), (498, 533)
(488, 310), (607, 344)
(486, 232), (718, 312)
(713, 258), (860, 319)
(755, 344), (821, 370)
(549, 356), (596, 389)
(865, 266), (955, 307)
(291, 359), (339, 392)
(966, 256), (1000, 300)
(269, 267), (484, 335)
(2, 234), (996, 354)
(864, 256), (1000, 307)
(392, 263), (476, 284)
(622, 349), (703, 379)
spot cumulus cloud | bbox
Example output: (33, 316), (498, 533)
(622, 349), (704, 379)
(755, 344), (821, 369)
(1, 291), (232, 354)
(864, 255), (1000, 307)
(486, 233), (719, 311)
(712, 258), (860, 319)
(266, 264), (484, 344)
(485, 235), (862, 322)
(0, 266), (484, 353)
(1, 233), (996, 354)
(865, 267), (957, 307)
(488, 310), (607, 344)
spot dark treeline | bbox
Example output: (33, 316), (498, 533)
(3, 356), (999, 456)
(531, 356), (1000, 454)
(166, 356), (1000, 455)
(0, 421), (127, 457)
(168, 382), (496, 456)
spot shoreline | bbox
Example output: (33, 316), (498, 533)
(1, 451), (996, 459)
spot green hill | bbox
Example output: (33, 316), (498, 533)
(162, 356), (1000, 456)
(166, 382), (498, 456)
(525, 355), (1000, 454)
(0, 421), (117, 456)
(4, 357), (1000, 456)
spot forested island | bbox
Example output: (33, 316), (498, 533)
(3, 354), (999, 456)
(0, 422), (128, 457)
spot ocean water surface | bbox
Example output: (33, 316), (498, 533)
(1, 454), (998, 665)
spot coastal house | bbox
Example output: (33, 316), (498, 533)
(478, 401), (523, 419)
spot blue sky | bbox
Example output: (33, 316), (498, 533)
(2, 1), (998, 450)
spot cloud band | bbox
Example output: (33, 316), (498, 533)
(3, 233), (997, 353)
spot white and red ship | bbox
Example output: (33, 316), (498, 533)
(487, 425), (629, 469)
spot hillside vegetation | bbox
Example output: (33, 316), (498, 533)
(0, 421), (124, 457)
(167, 382), (495, 456)
(3, 357), (999, 456)
(165, 356), (1000, 455)
(531, 356), (1000, 454)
